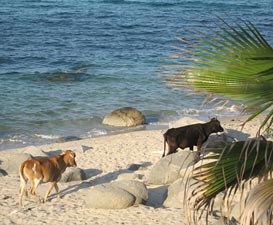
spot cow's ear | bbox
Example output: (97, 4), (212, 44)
(61, 150), (69, 155)
(71, 151), (76, 158)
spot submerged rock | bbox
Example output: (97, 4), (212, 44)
(56, 136), (82, 143)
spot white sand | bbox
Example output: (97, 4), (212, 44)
(0, 114), (270, 225)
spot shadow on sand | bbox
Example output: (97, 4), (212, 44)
(59, 162), (153, 199)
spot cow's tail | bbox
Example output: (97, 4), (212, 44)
(19, 162), (28, 207)
(162, 133), (167, 158)
(19, 163), (24, 183)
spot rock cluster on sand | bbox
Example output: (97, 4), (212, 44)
(0, 115), (266, 224)
(147, 151), (199, 185)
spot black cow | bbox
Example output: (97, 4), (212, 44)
(162, 118), (224, 157)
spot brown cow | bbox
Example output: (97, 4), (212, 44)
(18, 150), (77, 207)
(162, 118), (224, 157)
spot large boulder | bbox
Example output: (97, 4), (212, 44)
(102, 107), (146, 127)
(0, 153), (32, 174)
(146, 151), (199, 185)
(85, 180), (149, 209)
(203, 133), (235, 151)
(163, 177), (200, 209)
(85, 183), (136, 209)
(60, 167), (86, 182)
(116, 170), (143, 181)
(111, 180), (148, 205)
(163, 178), (188, 208)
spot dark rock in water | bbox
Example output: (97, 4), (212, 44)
(45, 68), (88, 82)
(102, 107), (146, 127)
(56, 136), (82, 143)
(47, 72), (71, 82)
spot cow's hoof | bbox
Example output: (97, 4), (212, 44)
(38, 197), (46, 203)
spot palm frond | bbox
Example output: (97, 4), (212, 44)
(191, 140), (273, 213)
(241, 179), (273, 225)
(167, 17), (273, 133)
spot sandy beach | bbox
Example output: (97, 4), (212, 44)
(0, 114), (270, 225)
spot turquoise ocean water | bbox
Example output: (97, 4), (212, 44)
(1, 0), (272, 150)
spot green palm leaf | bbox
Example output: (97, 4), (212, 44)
(191, 139), (273, 223)
(241, 179), (273, 225)
(168, 17), (273, 133)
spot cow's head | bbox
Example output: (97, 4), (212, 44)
(62, 150), (77, 167)
(209, 118), (224, 133)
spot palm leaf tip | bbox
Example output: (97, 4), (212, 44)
(241, 179), (273, 225)
(167, 16), (273, 133)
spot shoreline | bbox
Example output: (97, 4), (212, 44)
(0, 107), (242, 152)
(0, 114), (270, 224)
(0, 100), (247, 152)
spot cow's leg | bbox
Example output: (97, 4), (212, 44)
(54, 183), (60, 199)
(196, 142), (202, 156)
(19, 177), (28, 207)
(162, 136), (167, 158)
(30, 178), (41, 195)
(30, 178), (43, 203)
(166, 144), (178, 156)
(44, 181), (57, 202)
